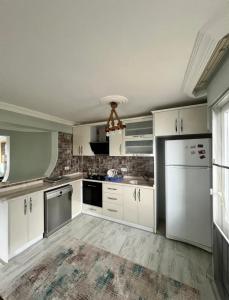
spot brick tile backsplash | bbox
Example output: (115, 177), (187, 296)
(51, 132), (154, 178)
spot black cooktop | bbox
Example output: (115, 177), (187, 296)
(85, 174), (106, 181)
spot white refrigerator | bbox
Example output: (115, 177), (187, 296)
(165, 138), (212, 251)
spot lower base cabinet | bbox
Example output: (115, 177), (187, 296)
(123, 186), (154, 228)
(9, 191), (44, 258)
(71, 180), (82, 217)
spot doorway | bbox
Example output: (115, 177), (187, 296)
(0, 136), (10, 182)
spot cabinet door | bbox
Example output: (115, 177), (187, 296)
(71, 180), (82, 217)
(73, 127), (82, 156)
(28, 191), (44, 241)
(80, 126), (95, 156)
(73, 125), (95, 156)
(138, 188), (154, 228)
(123, 186), (138, 224)
(179, 106), (209, 135)
(9, 196), (28, 255)
(154, 110), (179, 136)
(109, 132), (123, 156)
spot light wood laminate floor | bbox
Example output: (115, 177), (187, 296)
(0, 214), (219, 300)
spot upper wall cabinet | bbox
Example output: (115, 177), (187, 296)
(73, 125), (96, 156)
(123, 117), (153, 156)
(109, 131), (123, 156)
(153, 104), (209, 137)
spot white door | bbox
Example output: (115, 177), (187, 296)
(28, 191), (44, 241)
(166, 166), (189, 242)
(80, 126), (95, 156)
(71, 180), (82, 217)
(73, 127), (82, 155)
(123, 186), (138, 224)
(185, 167), (212, 248)
(9, 196), (28, 255)
(154, 110), (179, 136)
(109, 133), (123, 156)
(179, 106), (209, 135)
(165, 139), (211, 167)
(166, 166), (212, 249)
(138, 188), (154, 228)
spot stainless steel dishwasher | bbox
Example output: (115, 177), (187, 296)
(44, 184), (73, 237)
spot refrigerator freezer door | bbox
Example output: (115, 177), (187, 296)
(165, 138), (211, 167)
(166, 166), (212, 250)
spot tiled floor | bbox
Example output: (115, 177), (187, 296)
(0, 214), (219, 299)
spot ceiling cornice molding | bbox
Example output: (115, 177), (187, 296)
(0, 100), (75, 126)
(182, 4), (229, 98)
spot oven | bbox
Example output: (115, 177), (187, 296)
(83, 180), (102, 207)
(44, 184), (72, 237)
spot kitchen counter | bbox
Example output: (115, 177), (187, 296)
(0, 174), (83, 201)
(83, 177), (154, 188)
(0, 174), (154, 201)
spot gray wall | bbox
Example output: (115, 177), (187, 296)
(0, 109), (72, 134)
(207, 53), (229, 106)
(0, 129), (57, 182)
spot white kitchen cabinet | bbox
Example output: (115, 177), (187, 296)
(9, 191), (44, 257)
(153, 104), (209, 136)
(73, 125), (96, 156)
(123, 186), (138, 224)
(179, 106), (208, 135)
(137, 188), (154, 228)
(123, 117), (154, 156)
(9, 196), (28, 255)
(123, 186), (154, 229)
(71, 180), (81, 217)
(28, 192), (44, 241)
(109, 132), (123, 156)
(154, 110), (179, 136)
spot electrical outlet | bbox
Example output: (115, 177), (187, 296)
(121, 167), (127, 172)
(64, 166), (70, 171)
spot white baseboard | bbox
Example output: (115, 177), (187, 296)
(72, 211), (81, 219)
(9, 235), (43, 260)
(82, 212), (155, 233)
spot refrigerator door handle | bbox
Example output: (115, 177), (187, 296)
(181, 119), (183, 132)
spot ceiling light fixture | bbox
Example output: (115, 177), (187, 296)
(100, 95), (128, 137)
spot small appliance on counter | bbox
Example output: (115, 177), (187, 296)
(105, 169), (123, 182)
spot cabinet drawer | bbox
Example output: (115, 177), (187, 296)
(103, 183), (122, 194)
(103, 203), (123, 220)
(82, 204), (102, 215)
(103, 192), (123, 206)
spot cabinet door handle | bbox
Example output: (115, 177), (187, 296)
(78, 146), (80, 155)
(108, 187), (117, 191)
(138, 189), (141, 202)
(107, 208), (118, 213)
(119, 144), (122, 155)
(108, 197), (117, 200)
(181, 119), (183, 132)
(133, 188), (136, 201)
(30, 197), (32, 213)
(175, 119), (178, 133)
(24, 199), (27, 215)
(81, 146), (83, 155)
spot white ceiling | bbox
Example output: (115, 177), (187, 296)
(0, 0), (227, 123)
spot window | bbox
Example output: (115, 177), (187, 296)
(212, 94), (229, 240)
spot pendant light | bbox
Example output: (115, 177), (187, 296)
(100, 95), (128, 136)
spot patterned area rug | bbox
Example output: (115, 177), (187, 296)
(1, 238), (199, 300)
